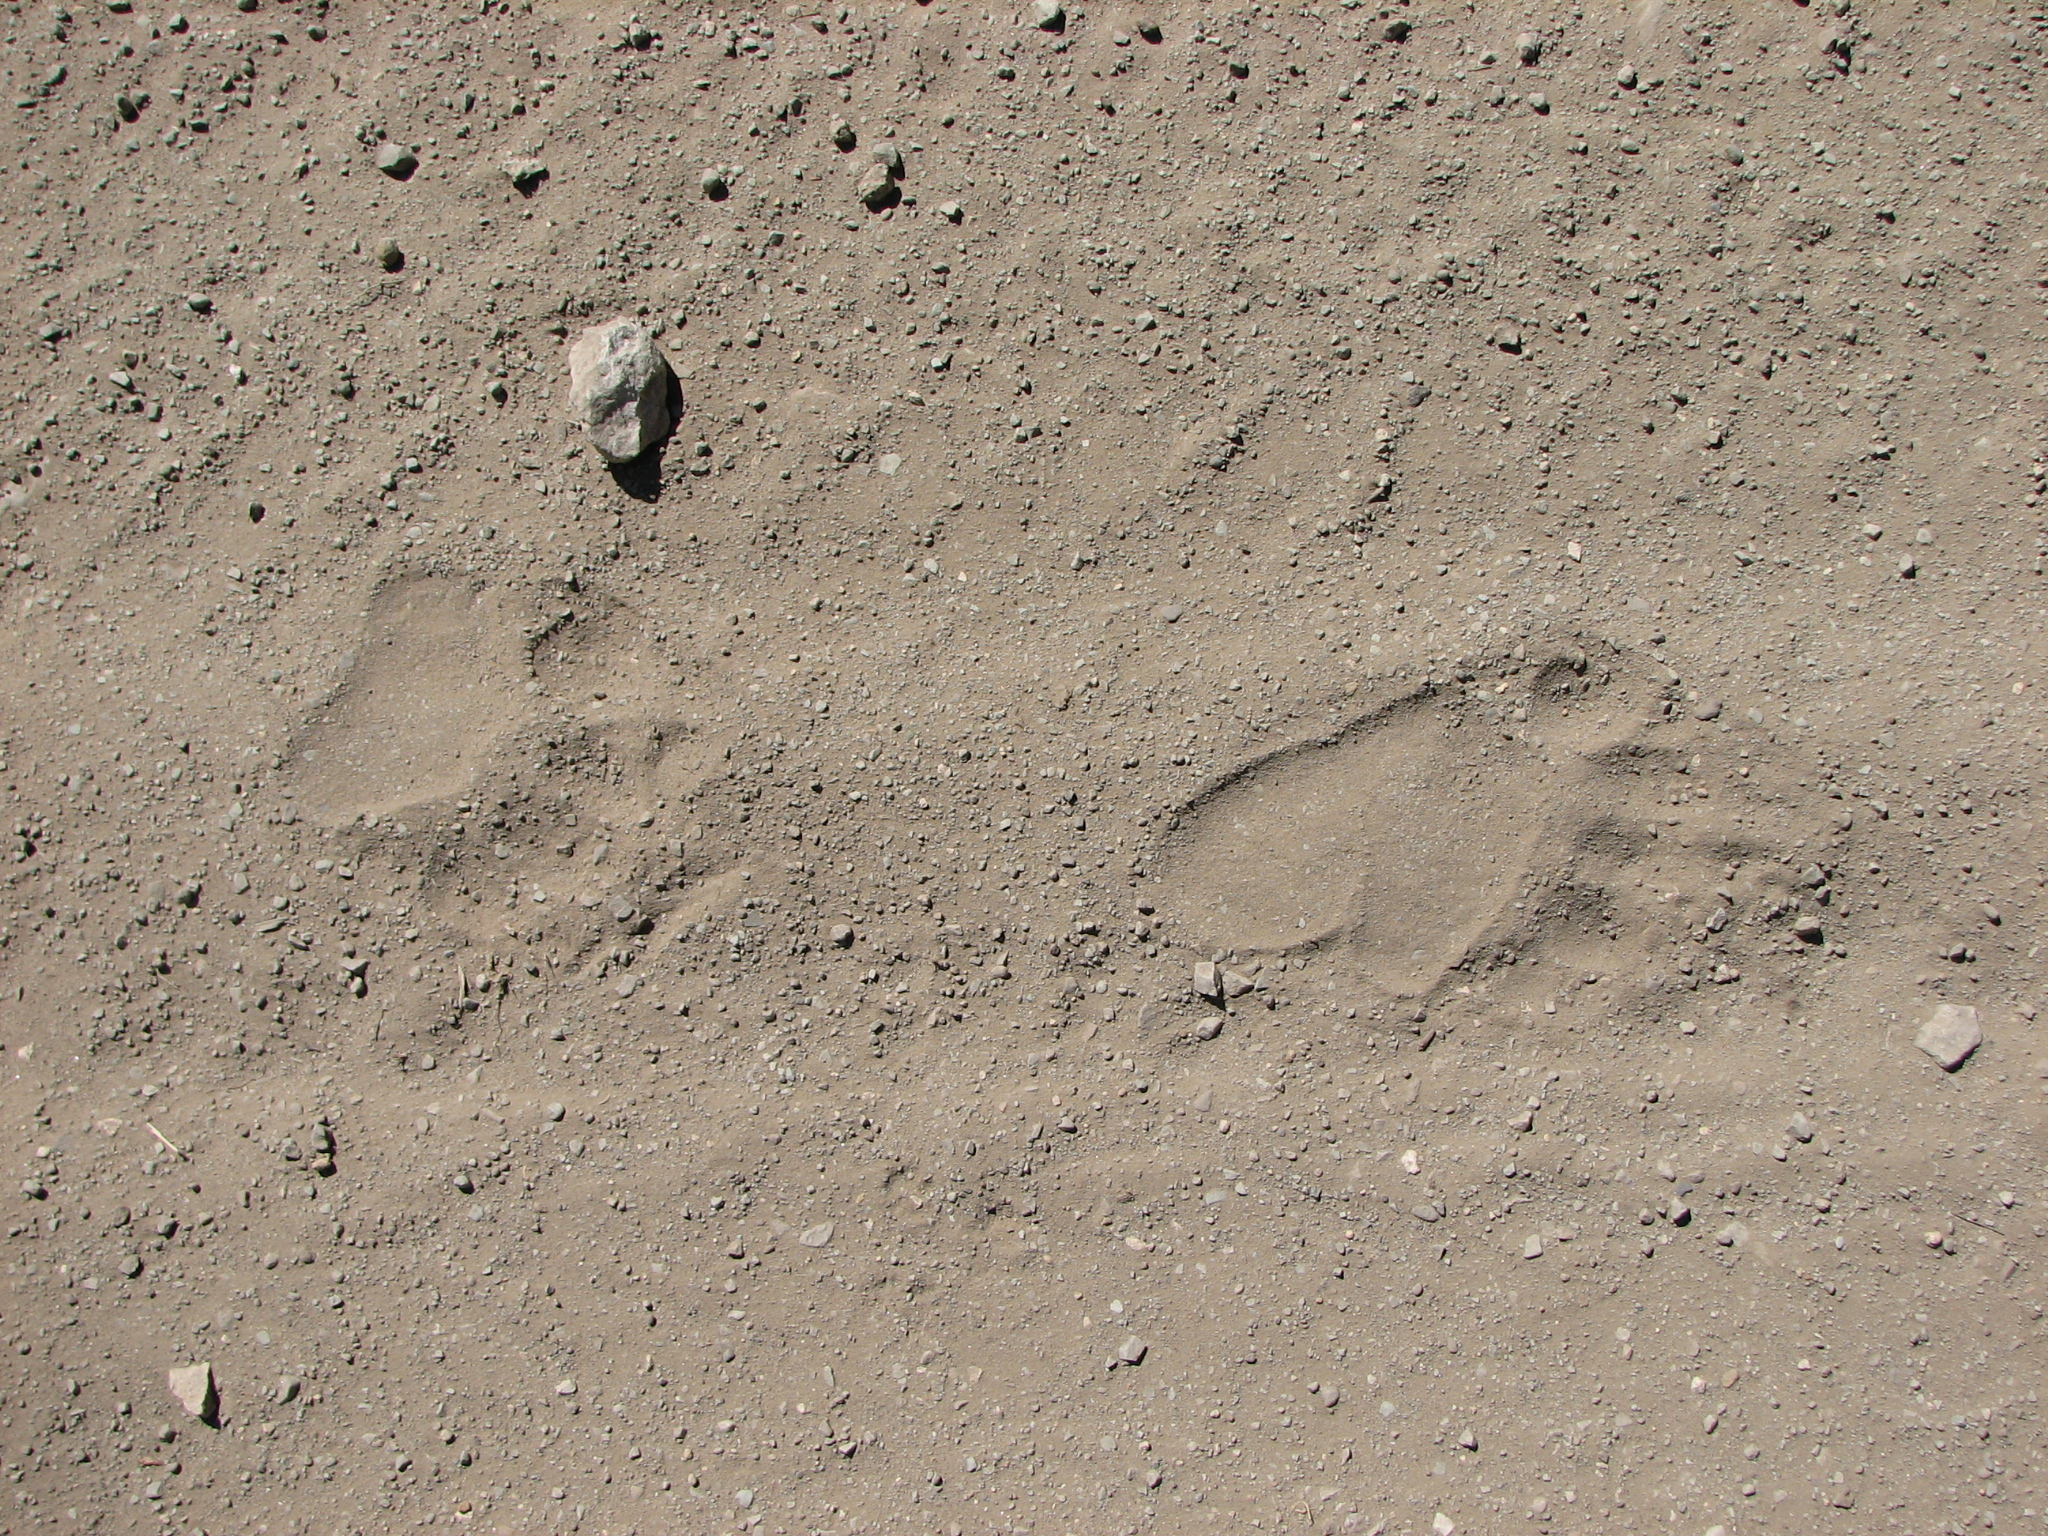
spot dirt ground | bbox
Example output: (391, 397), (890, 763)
(1, 0), (2045, 1533)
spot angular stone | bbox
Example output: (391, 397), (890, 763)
(1030, 0), (1064, 30)
(1192, 961), (1223, 1000)
(1116, 1334), (1147, 1365)
(567, 318), (672, 464)
(374, 142), (418, 178)
(502, 157), (548, 193)
(1915, 1003), (1982, 1071)
(799, 1221), (835, 1248)
(856, 162), (899, 211)
(167, 1362), (216, 1422)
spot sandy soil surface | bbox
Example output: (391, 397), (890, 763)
(2, 1), (2045, 1533)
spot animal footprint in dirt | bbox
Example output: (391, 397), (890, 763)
(1149, 643), (1783, 1001)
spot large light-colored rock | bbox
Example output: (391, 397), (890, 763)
(567, 319), (672, 464)
(168, 1361), (216, 1422)
(1914, 1003), (1982, 1071)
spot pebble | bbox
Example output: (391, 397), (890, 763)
(1714, 1222), (1746, 1247)
(1522, 1234), (1544, 1259)
(1030, 0), (1064, 31)
(566, 317), (673, 464)
(374, 143), (418, 179)
(699, 168), (728, 200)
(545, 1102), (566, 1122)
(555, 1378), (576, 1396)
(872, 144), (905, 178)
(1383, 18), (1411, 42)
(374, 238), (404, 273)
(1154, 603), (1183, 623)
(936, 200), (964, 223)
(452, 1171), (475, 1194)
(1433, 1514), (1457, 1536)
(1789, 1112), (1814, 1143)
(502, 157), (549, 193)
(857, 162), (899, 211)
(1914, 1003), (1981, 1071)
(830, 923), (856, 947)
(831, 119), (857, 151)
(1116, 1334), (1148, 1365)
(1193, 1017), (1223, 1041)
(1516, 31), (1543, 65)
(184, 293), (212, 313)
(167, 1362), (216, 1422)
(799, 1221), (835, 1248)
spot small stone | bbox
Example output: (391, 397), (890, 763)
(1317, 1384), (1340, 1408)
(545, 1102), (566, 1122)
(1456, 1429), (1478, 1450)
(831, 118), (857, 151)
(1914, 1003), (1982, 1071)
(184, 293), (212, 313)
(1668, 1199), (1692, 1226)
(1434, 1514), (1456, 1536)
(1516, 31), (1543, 64)
(555, 1378), (576, 1396)
(1137, 20), (1163, 42)
(1692, 697), (1722, 721)
(1219, 968), (1256, 999)
(1522, 1234), (1544, 1259)
(567, 318), (673, 464)
(857, 162), (899, 211)
(871, 144), (904, 178)
(1383, 18), (1411, 41)
(700, 168), (729, 199)
(1192, 961), (1223, 1000)
(830, 923), (855, 947)
(374, 238), (404, 272)
(502, 157), (548, 193)
(1617, 64), (1637, 88)
(735, 1489), (755, 1509)
(374, 143), (418, 179)
(119, 1254), (143, 1278)
(799, 1221), (835, 1248)
(1714, 1222), (1746, 1248)
(1154, 603), (1183, 623)
(936, 200), (964, 223)
(1528, 91), (1549, 113)
(1789, 1112), (1814, 1143)
(1030, 0), (1064, 30)
(1116, 1335), (1148, 1365)
(167, 1363), (216, 1423)
(276, 1376), (302, 1405)
(452, 1171), (475, 1194)
(1193, 1017), (1222, 1041)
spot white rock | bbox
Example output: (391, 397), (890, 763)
(1192, 961), (1223, 1000)
(1116, 1334), (1148, 1365)
(567, 319), (672, 464)
(1915, 1003), (1982, 1071)
(1433, 1514), (1456, 1536)
(168, 1362), (216, 1421)
(800, 1221), (835, 1247)
(1522, 1234), (1544, 1259)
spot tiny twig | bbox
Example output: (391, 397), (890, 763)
(1955, 1210), (2004, 1236)
(145, 1122), (187, 1161)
